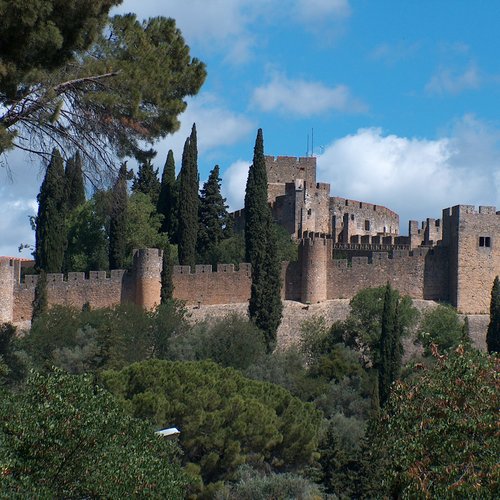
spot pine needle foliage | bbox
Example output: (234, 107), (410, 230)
(177, 124), (199, 268)
(245, 129), (283, 352)
(108, 162), (128, 269)
(65, 152), (86, 211)
(378, 282), (402, 407)
(160, 242), (174, 303)
(31, 271), (48, 322)
(157, 149), (178, 241)
(35, 148), (67, 272)
(132, 157), (161, 205)
(197, 165), (231, 263)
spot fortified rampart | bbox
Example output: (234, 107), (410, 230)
(0, 148), (498, 324)
(266, 155), (316, 203)
(330, 197), (399, 243)
(233, 156), (402, 243)
(172, 264), (251, 305)
(442, 205), (500, 314)
(0, 249), (160, 324)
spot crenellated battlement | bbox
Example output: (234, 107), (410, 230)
(18, 269), (126, 289)
(443, 205), (498, 217)
(331, 247), (437, 269)
(330, 196), (399, 218)
(266, 155), (316, 165)
(173, 263), (251, 275)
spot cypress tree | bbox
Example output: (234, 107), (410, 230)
(65, 152), (85, 211)
(245, 129), (283, 352)
(378, 282), (400, 407)
(486, 276), (500, 354)
(109, 162), (129, 270)
(157, 149), (178, 241)
(245, 129), (268, 264)
(177, 124), (199, 268)
(32, 270), (48, 322)
(35, 148), (67, 272)
(132, 157), (161, 205)
(160, 242), (174, 303)
(197, 164), (232, 263)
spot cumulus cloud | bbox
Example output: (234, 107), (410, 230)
(150, 92), (255, 173)
(116, 1), (351, 61)
(220, 115), (500, 229)
(317, 117), (499, 230)
(426, 64), (481, 95)
(252, 73), (367, 117)
(115, 0), (269, 64)
(0, 150), (43, 257)
(221, 160), (251, 211)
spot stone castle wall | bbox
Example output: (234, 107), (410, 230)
(327, 248), (449, 301)
(172, 264), (251, 305)
(330, 196), (400, 242)
(0, 259), (18, 322)
(443, 205), (500, 314)
(266, 156), (316, 203)
(12, 270), (131, 323)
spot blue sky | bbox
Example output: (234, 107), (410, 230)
(2, 0), (500, 256)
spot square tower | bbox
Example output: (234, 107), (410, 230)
(442, 205), (500, 313)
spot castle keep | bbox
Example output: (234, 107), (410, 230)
(1, 156), (498, 323)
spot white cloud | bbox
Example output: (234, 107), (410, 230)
(0, 150), (43, 257)
(426, 64), (481, 95)
(149, 92), (256, 174)
(219, 115), (500, 228)
(317, 118), (499, 231)
(252, 73), (367, 117)
(115, 0), (270, 64)
(115, 1), (351, 62)
(221, 160), (250, 211)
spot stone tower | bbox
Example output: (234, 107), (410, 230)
(442, 205), (500, 314)
(299, 233), (332, 303)
(132, 248), (163, 309)
(0, 258), (16, 323)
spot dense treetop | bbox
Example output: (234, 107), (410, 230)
(0, 1), (206, 175)
(0, 370), (186, 498)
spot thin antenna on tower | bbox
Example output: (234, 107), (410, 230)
(311, 128), (314, 157)
(306, 134), (309, 157)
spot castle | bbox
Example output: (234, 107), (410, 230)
(1, 155), (499, 325)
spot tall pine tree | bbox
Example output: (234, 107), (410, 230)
(31, 270), (48, 322)
(109, 162), (129, 270)
(197, 165), (231, 263)
(160, 241), (174, 303)
(177, 124), (199, 268)
(378, 282), (401, 407)
(65, 152), (86, 211)
(132, 153), (161, 205)
(157, 149), (178, 241)
(35, 148), (67, 272)
(486, 276), (500, 354)
(245, 129), (283, 352)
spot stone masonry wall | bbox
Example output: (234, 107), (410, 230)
(172, 264), (252, 305)
(266, 156), (317, 203)
(13, 271), (131, 323)
(330, 196), (399, 241)
(0, 259), (17, 323)
(449, 205), (500, 314)
(327, 248), (449, 301)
